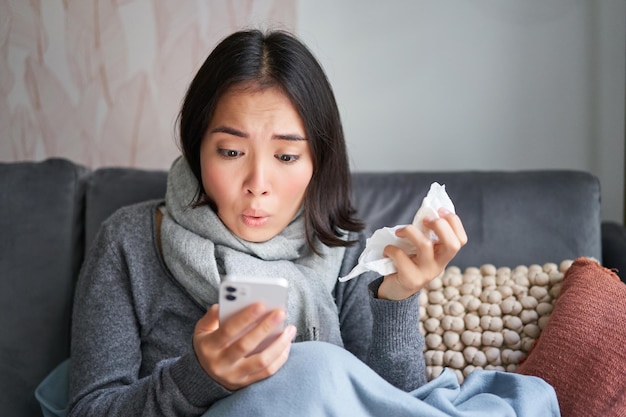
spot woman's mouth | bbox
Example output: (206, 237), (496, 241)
(241, 210), (270, 227)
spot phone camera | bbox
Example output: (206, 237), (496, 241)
(225, 294), (236, 301)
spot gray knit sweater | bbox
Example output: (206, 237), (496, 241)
(68, 201), (427, 417)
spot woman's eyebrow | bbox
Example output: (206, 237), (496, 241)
(273, 133), (307, 141)
(210, 126), (307, 142)
(209, 126), (247, 137)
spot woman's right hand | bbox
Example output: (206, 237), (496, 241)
(192, 303), (296, 391)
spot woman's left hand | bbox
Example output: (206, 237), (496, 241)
(378, 208), (468, 300)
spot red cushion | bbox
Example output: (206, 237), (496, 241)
(516, 257), (626, 416)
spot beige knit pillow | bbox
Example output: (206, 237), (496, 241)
(419, 260), (573, 383)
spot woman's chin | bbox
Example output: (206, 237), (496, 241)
(233, 226), (279, 243)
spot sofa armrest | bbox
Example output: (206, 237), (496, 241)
(0, 158), (89, 417)
(602, 221), (626, 283)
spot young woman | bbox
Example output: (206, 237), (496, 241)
(68, 30), (557, 417)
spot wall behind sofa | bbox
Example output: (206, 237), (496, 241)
(297, 0), (625, 224)
(1, 0), (624, 223)
(0, 0), (296, 169)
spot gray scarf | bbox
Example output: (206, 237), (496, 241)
(160, 157), (345, 344)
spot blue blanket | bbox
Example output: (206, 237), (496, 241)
(37, 342), (560, 416)
(208, 342), (560, 417)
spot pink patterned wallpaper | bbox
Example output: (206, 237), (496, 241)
(0, 0), (296, 169)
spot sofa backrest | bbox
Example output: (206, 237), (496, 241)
(85, 167), (603, 268)
(85, 167), (167, 252)
(351, 171), (602, 268)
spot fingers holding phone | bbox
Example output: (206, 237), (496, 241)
(192, 277), (295, 390)
(219, 276), (290, 353)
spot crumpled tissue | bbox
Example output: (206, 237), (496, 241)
(339, 182), (455, 282)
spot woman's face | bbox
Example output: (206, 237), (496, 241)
(200, 86), (314, 242)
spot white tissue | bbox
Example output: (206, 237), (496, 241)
(338, 182), (455, 282)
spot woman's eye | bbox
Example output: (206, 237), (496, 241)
(218, 149), (242, 158)
(276, 154), (299, 163)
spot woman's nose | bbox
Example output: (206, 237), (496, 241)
(244, 161), (270, 196)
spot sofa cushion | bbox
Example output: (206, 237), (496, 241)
(516, 258), (626, 416)
(0, 159), (88, 417)
(351, 171), (602, 268)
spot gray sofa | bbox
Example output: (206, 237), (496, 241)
(1, 157), (625, 417)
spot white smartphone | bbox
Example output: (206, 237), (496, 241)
(218, 276), (289, 354)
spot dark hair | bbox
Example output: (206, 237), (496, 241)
(178, 29), (363, 249)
